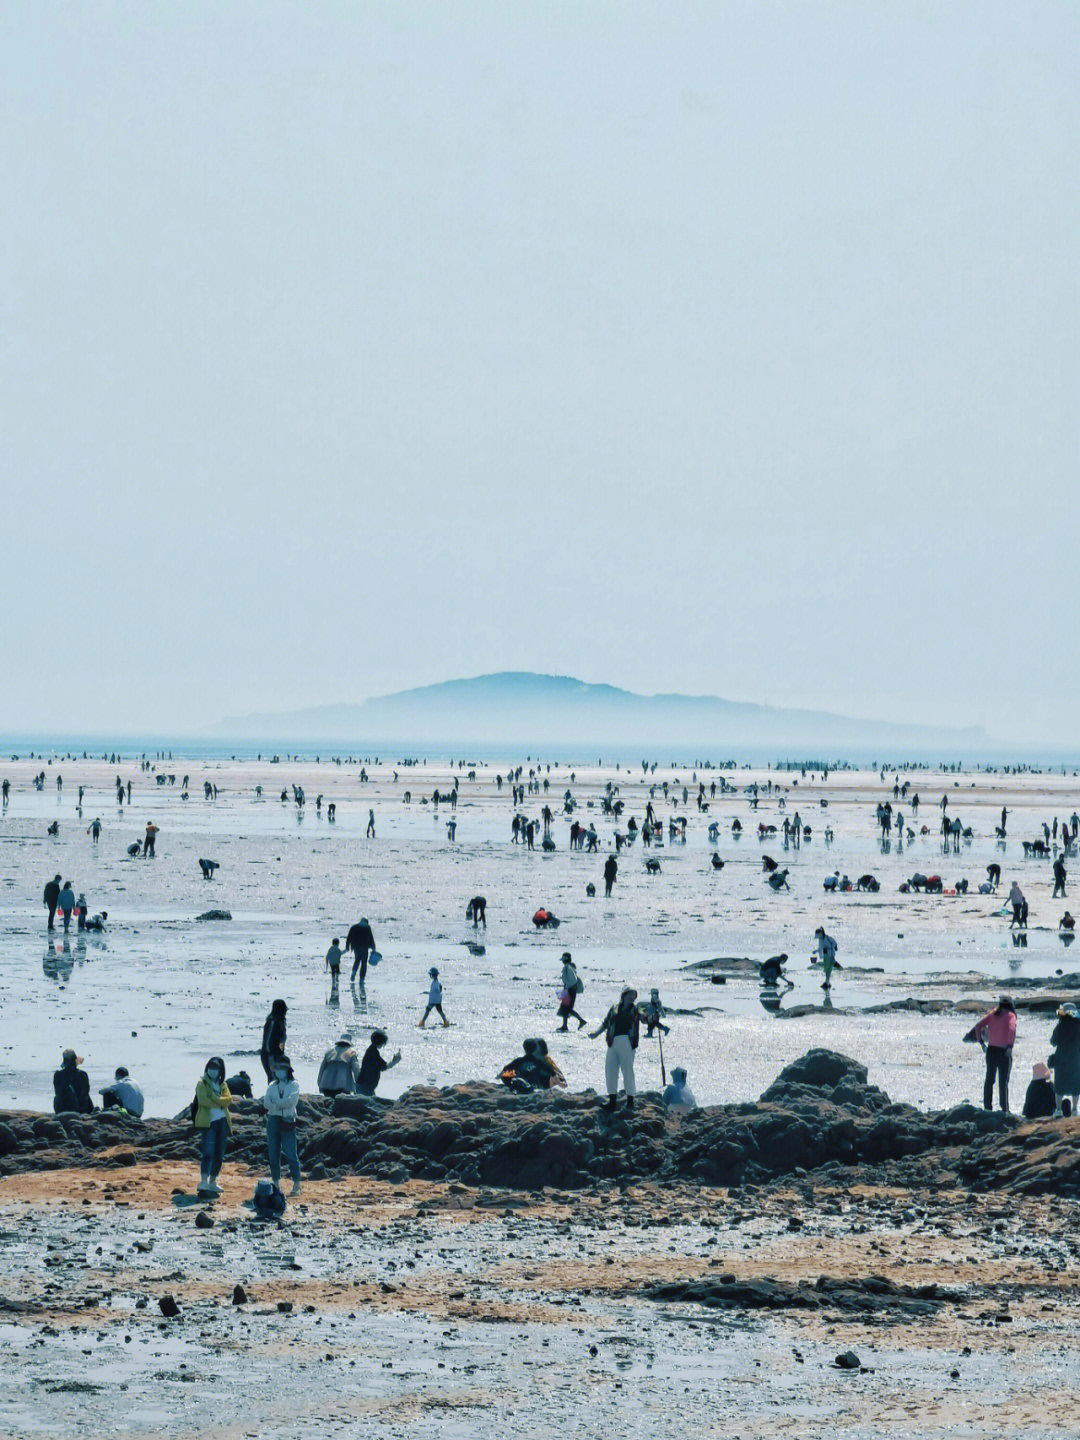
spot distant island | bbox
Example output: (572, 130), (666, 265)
(218, 672), (989, 760)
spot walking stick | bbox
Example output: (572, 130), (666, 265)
(658, 1028), (666, 1086)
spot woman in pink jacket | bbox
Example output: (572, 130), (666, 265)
(967, 997), (1017, 1112)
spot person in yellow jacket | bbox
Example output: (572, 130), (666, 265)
(194, 1056), (233, 1197)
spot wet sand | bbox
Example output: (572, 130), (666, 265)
(3, 752), (1080, 1434)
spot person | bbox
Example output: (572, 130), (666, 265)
(662, 1066), (697, 1113)
(466, 896), (487, 929)
(346, 917), (376, 984)
(53, 1049), (94, 1114)
(318, 1036), (361, 1097)
(1049, 1002), (1080, 1115)
(89, 817), (101, 843)
(500, 1037), (566, 1092)
(325, 936), (342, 987)
(43, 873), (62, 930)
(1053, 855), (1067, 899)
(194, 1057), (233, 1197)
(604, 854), (617, 898)
(260, 999), (288, 1082)
(419, 967), (449, 1027)
(1023, 1062), (1057, 1119)
(264, 1054), (302, 1197)
(226, 1069), (253, 1098)
(75, 893), (88, 931)
(357, 1030), (402, 1095)
(1009, 881), (1027, 928)
(987, 863), (1001, 890)
(100, 1066), (144, 1117)
(143, 821), (158, 857)
(589, 987), (640, 1111)
(1061, 912), (1076, 933)
(58, 880), (75, 933)
(366, 809), (375, 838)
(640, 988), (670, 1037)
(557, 953), (587, 1030)
(967, 997), (1017, 1112)
(759, 953), (789, 986)
(813, 926), (838, 989)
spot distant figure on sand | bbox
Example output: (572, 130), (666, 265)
(143, 822), (158, 857)
(663, 1066), (697, 1113)
(366, 810), (375, 839)
(419, 967), (450, 1027)
(604, 855), (617, 897)
(43, 873), (61, 930)
(263, 1055), (302, 1197)
(466, 896), (487, 929)
(813, 927), (838, 989)
(557, 953), (587, 1030)
(346, 917), (376, 984)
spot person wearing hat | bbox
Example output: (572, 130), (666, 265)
(263, 1053), (302, 1197)
(663, 1066), (697, 1113)
(1050, 1003), (1080, 1115)
(317, 1036), (361, 1097)
(53, 1049), (94, 1114)
(967, 997), (1017, 1112)
(100, 1066), (144, 1117)
(1023, 1062), (1057, 1119)
(813, 926), (839, 989)
(419, 967), (449, 1027)
(588, 986), (640, 1110)
(640, 988), (670, 1038)
(357, 1030), (401, 1096)
(500, 1037), (566, 1092)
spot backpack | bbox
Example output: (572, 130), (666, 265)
(253, 1179), (287, 1217)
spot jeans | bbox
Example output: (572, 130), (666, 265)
(266, 1114), (300, 1185)
(200, 1118), (228, 1178)
(605, 1035), (637, 1097)
(984, 1046), (1012, 1111)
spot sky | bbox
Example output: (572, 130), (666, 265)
(2, 2), (1077, 743)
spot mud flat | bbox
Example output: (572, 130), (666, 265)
(4, 1052), (1080, 1437)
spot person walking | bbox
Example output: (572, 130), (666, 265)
(43, 873), (61, 930)
(264, 1054), (302, 1197)
(317, 1036), (361, 1097)
(1053, 855), (1067, 899)
(346, 916), (376, 985)
(966, 997), (1017, 1112)
(557, 953), (587, 1030)
(260, 999), (288, 1082)
(813, 926), (838, 989)
(58, 880), (75, 933)
(1009, 881), (1028, 928)
(589, 986), (640, 1111)
(419, 967), (449, 1027)
(603, 854), (617, 898)
(194, 1057), (233, 1197)
(143, 821), (158, 857)
(1049, 1002), (1080, 1115)
(325, 937), (342, 1000)
(357, 1030), (401, 1095)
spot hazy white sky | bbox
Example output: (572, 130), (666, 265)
(2, 3), (1077, 741)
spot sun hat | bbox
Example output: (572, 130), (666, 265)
(1033, 1062), (1051, 1080)
(1057, 1003), (1079, 1020)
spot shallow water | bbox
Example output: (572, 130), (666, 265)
(2, 757), (1077, 1116)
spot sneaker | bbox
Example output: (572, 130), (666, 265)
(206, 1179), (222, 1197)
(290, 1180), (302, 1198)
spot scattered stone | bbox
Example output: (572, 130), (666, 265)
(232, 1285), (248, 1305)
(194, 1210), (214, 1229)
(158, 1294), (179, 1318)
(835, 1350), (861, 1370)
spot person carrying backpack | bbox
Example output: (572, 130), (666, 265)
(264, 1055), (302, 1197)
(193, 1057), (233, 1197)
(318, 1036), (361, 1097)
(588, 987), (640, 1111)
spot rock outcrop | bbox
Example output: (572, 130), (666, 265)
(5, 1051), (1079, 1196)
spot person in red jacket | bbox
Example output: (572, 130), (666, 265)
(966, 996), (1017, 1112)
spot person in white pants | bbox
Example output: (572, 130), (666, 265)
(589, 987), (640, 1111)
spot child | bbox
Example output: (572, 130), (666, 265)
(640, 988), (670, 1037)
(419, 967), (450, 1028)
